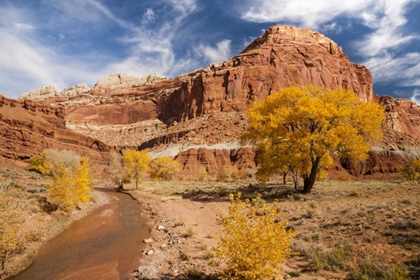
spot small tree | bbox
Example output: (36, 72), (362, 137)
(75, 156), (92, 203)
(149, 156), (181, 181)
(399, 159), (420, 181)
(242, 86), (384, 193)
(214, 193), (294, 280)
(108, 150), (130, 190)
(123, 149), (151, 189)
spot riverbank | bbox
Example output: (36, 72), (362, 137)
(6, 187), (110, 279)
(127, 180), (420, 280)
(12, 188), (148, 280)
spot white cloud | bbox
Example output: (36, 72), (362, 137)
(165, 0), (197, 16)
(240, 0), (417, 55)
(142, 8), (155, 24)
(364, 52), (420, 86)
(239, 0), (420, 93)
(0, 0), (204, 98)
(194, 40), (232, 64)
(13, 22), (35, 31)
(410, 89), (420, 105)
(241, 0), (373, 28)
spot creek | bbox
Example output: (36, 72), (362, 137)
(12, 188), (147, 280)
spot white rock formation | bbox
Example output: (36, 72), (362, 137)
(94, 73), (167, 89)
(60, 83), (90, 97)
(19, 86), (58, 100)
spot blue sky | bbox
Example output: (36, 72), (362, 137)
(0, 0), (419, 103)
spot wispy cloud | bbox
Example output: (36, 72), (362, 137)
(194, 40), (232, 64)
(142, 8), (156, 24)
(410, 89), (420, 105)
(0, 0), (203, 98)
(365, 52), (420, 86)
(13, 22), (35, 31)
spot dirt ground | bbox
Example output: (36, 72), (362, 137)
(127, 180), (420, 280)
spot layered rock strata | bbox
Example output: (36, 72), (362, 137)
(9, 25), (420, 177)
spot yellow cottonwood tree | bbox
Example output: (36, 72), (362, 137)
(241, 86), (384, 193)
(149, 156), (181, 181)
(123, 149), (151, 189)
(33, 149), (93, 211)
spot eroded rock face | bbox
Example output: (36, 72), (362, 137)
(176, 147), (256, 174)
(0, 95), (110, 164)
(6, 25), (420, 178)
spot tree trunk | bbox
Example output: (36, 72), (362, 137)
(282, 172), (287, 185)
(116, 182), (124, 192)
(135, 179), (138, 190)
(302, 157), (321, 194)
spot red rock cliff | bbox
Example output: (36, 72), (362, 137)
(0, 95), (110, 164)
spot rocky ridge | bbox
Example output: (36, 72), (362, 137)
(6, 25), (420, 177)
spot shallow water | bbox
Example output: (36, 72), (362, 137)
(12, 189), (147, 280)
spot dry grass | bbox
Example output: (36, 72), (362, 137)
(128, 178), (420, 279)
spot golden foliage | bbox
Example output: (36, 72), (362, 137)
(217, 165), (237, 182)
(75, 156), (92, 203)
(123, 149), (151, 189)
(399, 159), (420, 181)
(241, 86), (384, 193)
(0, 191), (26, 276)
(197, 167), (208, 182)
(149, 156), (181, 181)
(214, 193), (294, 280)
(34, 149), (93, 211)
(28, 155), (48, 175)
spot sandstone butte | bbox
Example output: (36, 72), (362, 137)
(2, 25), (420, 178)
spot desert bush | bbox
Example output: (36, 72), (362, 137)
(214, 193), (294, 280)
(28, 155), (47, 175)
(0, 190), (26, 278)
(304, 242), (353, 272)
(399, 159), (420, 181)
(217, 165), (237, 182)
(108, 150), (130, 190)
(197, 167), (208, 182)
(349, 255), (408, 280)
(149, 156), (181, 181)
